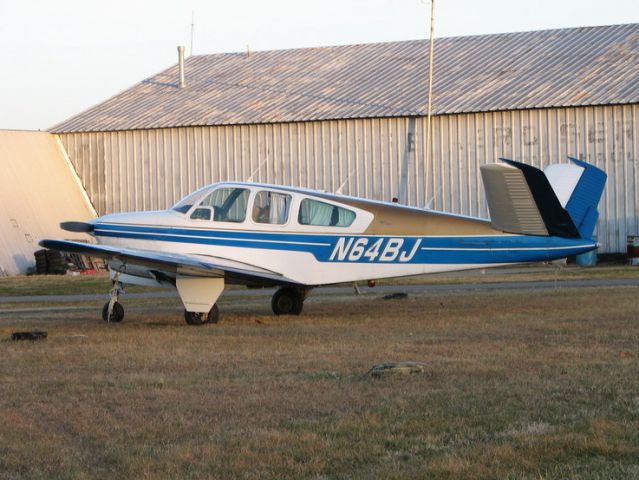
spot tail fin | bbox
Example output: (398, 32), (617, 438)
(545, 158), (607, 239)
(480, 158), (606, 239)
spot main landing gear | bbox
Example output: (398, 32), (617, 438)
(184, 304), (220, 325)
(271, 287), (309, 315)
(102, 273), (125, 322)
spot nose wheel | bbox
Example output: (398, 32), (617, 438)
(102, 301), (124, 322)
(271, 287), (307, 315)
(102, 272), (125, 322)
(184, 304), (220, 325)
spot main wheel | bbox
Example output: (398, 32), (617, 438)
(102, 301), (124, 322)
(184, 304), (220, 325)
(271, 287), (304, 315)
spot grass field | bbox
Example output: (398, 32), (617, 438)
(0, 274), (638, 479)
(0, 263), (637, 297)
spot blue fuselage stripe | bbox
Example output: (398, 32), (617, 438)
(93, 223), (596, 265)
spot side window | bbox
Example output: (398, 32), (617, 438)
(252, 191), (292, 225)
(298, 199), (356, 227)
(194, 187), (249, 222)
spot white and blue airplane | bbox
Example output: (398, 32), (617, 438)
(41, 157), (606, 325)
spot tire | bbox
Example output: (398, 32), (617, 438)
(102, 301), (124, 322)
(46, 250), (67, 275)
(35, 259), (47, 275)
(184, 304), (220, 325)
(271, 287), (304, 315)
(35, 250), (48, 275)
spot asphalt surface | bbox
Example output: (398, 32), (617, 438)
(2, 277), (639, 304)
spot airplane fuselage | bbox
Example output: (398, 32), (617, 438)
(91, 182), (596, 287)
(42, 157), (606, 323)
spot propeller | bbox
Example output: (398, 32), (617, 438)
(60, 221), (95, 233)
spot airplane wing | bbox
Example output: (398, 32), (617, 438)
(39, 239), (300, 287)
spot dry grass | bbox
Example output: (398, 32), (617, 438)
(0, 285), (638, 479)
(2, 263), (638, 297)
(0, 273), (144, 297)
(376, 263), (639, 286)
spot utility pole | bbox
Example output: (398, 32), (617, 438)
(425, 0), (435, 208)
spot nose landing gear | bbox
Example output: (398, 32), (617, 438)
(102, 273), (125, 322)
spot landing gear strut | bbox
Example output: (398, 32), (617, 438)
(102, 273), (125, 322)
(184, 304), (220, 325)
(271, 287), (308, 315)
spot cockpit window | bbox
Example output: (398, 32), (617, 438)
(171, 187), (210, 214)
(198, 187), (250, 222)
(252, 191), (292, 225)
(298, 199), (356, 227)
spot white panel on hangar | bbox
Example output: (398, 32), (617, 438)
(0, 130), (96, 275)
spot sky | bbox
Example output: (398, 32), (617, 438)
(1, 0), (638, 131)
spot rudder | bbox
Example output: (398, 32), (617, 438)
(544, 158), (607, 239)
(563, 158), (607, 239)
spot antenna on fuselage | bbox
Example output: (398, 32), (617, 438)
(246, 158), (269, 183)
(424, 181), (440, 209)
(335, 172), (353, 195)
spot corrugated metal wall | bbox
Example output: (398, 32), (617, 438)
(58, 104), (638, 252)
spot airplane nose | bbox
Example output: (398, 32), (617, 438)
(60, 221), (95, 233)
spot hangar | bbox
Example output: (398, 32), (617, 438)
(2, 23), (638, 274)
(51, 23), (639, 254)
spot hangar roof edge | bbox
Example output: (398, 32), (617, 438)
(50, 23), (639, 133)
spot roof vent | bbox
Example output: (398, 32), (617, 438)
(177, 46), (186, 88)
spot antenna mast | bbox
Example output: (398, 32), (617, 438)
(190, 10), (195, 56)
(425, 0), (435, 208)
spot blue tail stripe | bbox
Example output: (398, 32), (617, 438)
(566, 158), (607, 239)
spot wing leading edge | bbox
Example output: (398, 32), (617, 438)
(39, 239), (299, 287)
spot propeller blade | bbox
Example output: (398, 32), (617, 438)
(60, 221), (94, 233)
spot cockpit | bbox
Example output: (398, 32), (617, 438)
(171, 184), (361, 229)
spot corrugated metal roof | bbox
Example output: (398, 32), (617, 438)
(51, 23), (639, 133)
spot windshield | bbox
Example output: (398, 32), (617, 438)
(171, 185), (213, 213)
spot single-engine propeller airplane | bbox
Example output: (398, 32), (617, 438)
(41, 157), (606, 325)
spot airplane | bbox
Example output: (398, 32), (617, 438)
(40, 157), (606, 325)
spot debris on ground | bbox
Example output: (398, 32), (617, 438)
(11, 330), (48, 341)
(382, 292), (408, 300)
(366, 361), (427, 378)
(34, 249), (67, 275)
